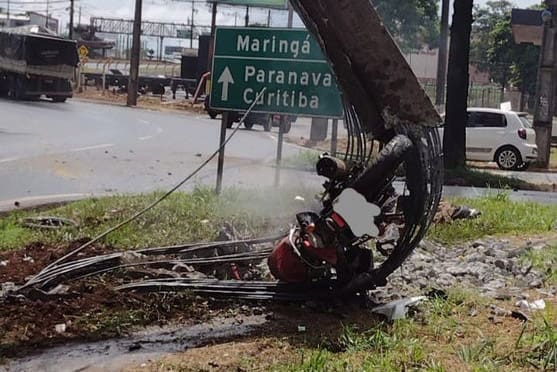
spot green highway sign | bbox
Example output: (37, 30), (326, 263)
(208, 0), (287, 9)
(210, 27), (343, 118)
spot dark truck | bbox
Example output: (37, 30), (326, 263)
(0, 25), (78, 102)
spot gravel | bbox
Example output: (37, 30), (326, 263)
(372, 238), (556, 302)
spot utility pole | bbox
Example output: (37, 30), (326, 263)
(533, 2), (557, 168)
(190, 0), (195, 48)
(245, 6), (249, 27)
(69, 0), (75, 39)
(435, 0), (450, 107)
(79, 5), (82, 25)
(127, 0), (143, 107)
(287, 1), (294, 28)
(6, 0), (10, 25)
(207, 1), (217, 71)
(45, 0), (49, 28)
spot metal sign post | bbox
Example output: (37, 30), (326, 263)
(216, 112), (229, 194)
(330, 118), (338, 157)
(274, 117), (285, 187)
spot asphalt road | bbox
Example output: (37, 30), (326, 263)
(2, 98), (556, 211)
(0, 98), (317, 208)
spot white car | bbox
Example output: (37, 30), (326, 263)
(441, 108), (538, 170)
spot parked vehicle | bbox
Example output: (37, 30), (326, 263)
(0, 26), (78, 102)
(441, 108), (538, 170)
(204, 94), (297, 133)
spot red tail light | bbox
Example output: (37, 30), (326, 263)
(518, 128), (527, 140)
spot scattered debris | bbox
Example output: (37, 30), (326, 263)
(451, 206), (481, 220)
(297, 325), (306, 333)
(47, 284), (70, 296)
(0, 282), (16, 298)
(510, 310), (529, 322)
(371, 296), (426, 321)
(434, 201), (481, 224)
(489, 304), (512, 317)
(21, 216), (78, 230)
(128, 342), (142, 352)
(55, 323), (66, 334)
(516, 299), (546, 312)
(488, 304), (529, 323)
(0, 260), (8, 267)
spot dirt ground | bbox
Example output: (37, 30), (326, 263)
(0, 240), (245, 358)
(74, 89), (206, 115)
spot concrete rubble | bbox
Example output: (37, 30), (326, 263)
(371, 238), (556, 303)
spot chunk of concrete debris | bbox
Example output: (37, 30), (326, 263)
(0, 260), (8, 267)
(55, 324), (66, 334)
(0, 282), (16, 297)
(516, 299), (546, 311)
(528, 279), (543, 289)
(489, 304), (512, 317)
(372, 296), (426, 321)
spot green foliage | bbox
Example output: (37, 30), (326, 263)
(521, 244), (557, 284)
(444, 167), (537, 190)
(0, 186), (315, 252)
(470, 1), (542, 95)
(428, 193), (557, 244)
(516, 318), (557, 370)
(373, 0), (440, 51)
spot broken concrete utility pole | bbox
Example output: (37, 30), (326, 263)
(127, 0), (143, 107)
(533, 2), (557, 168)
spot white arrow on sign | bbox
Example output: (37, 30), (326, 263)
(217, 67), (235, 101)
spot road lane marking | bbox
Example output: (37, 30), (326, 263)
(139, 119), (151, 124)
(138, 136), (153, 141)
(70, 144), (114, 152)
(0, 156), (21, 164)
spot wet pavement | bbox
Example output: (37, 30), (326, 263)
(1, 315), (267, 372)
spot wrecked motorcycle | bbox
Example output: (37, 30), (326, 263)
(13, 0), (443, 299)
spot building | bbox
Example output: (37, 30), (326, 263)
(0, 10), (58, 33)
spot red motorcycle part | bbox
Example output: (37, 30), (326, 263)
(268, 237), (338, 283)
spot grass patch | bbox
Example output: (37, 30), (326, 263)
(428, 192), (557, 244)
(521, 244), (557, 285)
(0, 186), (315, 252)
(268, 289), (554, 372)
(445, 167), (539, 191)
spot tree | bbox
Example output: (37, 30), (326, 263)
(444, 0), (474, 169)
(373, 0), (440, 51)
(471, 1), (542, 96)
